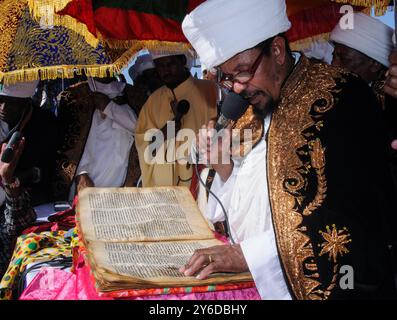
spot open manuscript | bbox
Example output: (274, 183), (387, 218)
(77, 187), (253, 292)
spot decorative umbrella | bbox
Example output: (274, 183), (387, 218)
(56, 0), (205, 56)
(286, 0), (393, 51)
(57, 0), (392, 61)
(0, 0), (136, 85)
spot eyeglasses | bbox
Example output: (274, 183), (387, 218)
(218, 46), (266, 90)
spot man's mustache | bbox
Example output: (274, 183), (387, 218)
(241, 90), (262, 100)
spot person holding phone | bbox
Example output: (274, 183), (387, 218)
(0, 137), (36, 278)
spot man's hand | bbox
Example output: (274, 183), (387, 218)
(385, 49), (397, 98)
(197, 120), (234, 182)
(75, 173), (94, 194)
(0, 137), (25, 185)
(179, 244), (249, 280)
(90, 92), (111, 112)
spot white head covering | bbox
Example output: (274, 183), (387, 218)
(129, 52), (156, 81)
(0, 80), (39, 98)
(303, 40), (335, 65)
(330, 13), (394, 67)
(182, 0), (291, 70)
(151, 49), (195, 70)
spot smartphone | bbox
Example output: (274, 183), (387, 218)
(53, 201), (72, 212)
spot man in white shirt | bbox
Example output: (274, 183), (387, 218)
(53, 76), (141, 201)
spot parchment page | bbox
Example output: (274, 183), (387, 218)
(78, 187), (214, 242)
(87, 239), (253, 290)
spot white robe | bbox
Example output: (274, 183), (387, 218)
(69, 79), (137, 200)
(206, 116), (292, 300)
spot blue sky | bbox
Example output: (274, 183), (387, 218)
(375, 9), (395, 27)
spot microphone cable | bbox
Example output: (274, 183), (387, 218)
(194, 150), (236, 245)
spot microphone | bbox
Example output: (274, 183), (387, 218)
(175, 99), (190, 123)
(1, 131), (22, 163)
(213, 91), (250, 139)
(191, 92), (250, 163)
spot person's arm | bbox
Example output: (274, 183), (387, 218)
(75, 172), (95, 195)
(0, 138), (36, 235)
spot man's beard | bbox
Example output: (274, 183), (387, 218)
(241, 90), (277, 118)
(253, 98), (277, 118)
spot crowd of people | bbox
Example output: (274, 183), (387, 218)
(1, 0), (397, 300)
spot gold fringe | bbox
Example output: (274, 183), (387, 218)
(331, 0), (389, 16)
(290, 33), (331, 52)
(26, 0), (99, 48)
(0, 40), (193, 85)
(100, 37), (193, 51)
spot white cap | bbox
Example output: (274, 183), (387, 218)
(151, 49), (195, 70)
(129, 53), (156, 81)
(330, 13), (394, 67)
(182, 0), (292, 69)
(0, 80), (39, 98)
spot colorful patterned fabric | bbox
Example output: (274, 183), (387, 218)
(19, 252), (260, 300)
(0, 1), (132, 85)
(0, 6), (111, 85)
(4, 8), (111, 74)
(0, 190), (36, 278)
(0, 229), (77, 300)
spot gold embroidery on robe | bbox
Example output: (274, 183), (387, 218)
(267, 56), (351, 300)
(318, 225), (352, 263)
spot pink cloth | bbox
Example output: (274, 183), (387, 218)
(20, 238), (261, 300)
(20, 265), (261, 300)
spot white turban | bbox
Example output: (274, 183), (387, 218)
(182, 0), (291, 70)
(330, 13), (394, 67)
(0, 80), (39, 98)
(129, 53), (156, 81)
(151, 49), (195, 70)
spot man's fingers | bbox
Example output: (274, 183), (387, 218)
(180, 249), (212, 275)
(196, 261), (219, 280)
(1, 143), (6, 153)
(182, 251), (212, 277)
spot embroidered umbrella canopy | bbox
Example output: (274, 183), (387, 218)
(57, 0), (391, 63)
(0, 0), (138, 85)
(286, 0), (392, 51)
(57, 0), (205, 56)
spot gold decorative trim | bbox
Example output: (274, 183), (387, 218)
(27, 0), (99, 47)
(303, 139), (327, 216)
(231, 106), (264, 159)
(267, 56), (350, 299)
(0, 39), (192, 85)
(318, 225), (352, 263)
